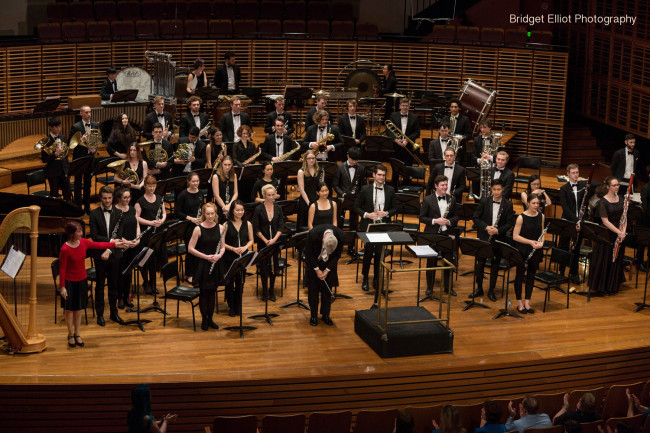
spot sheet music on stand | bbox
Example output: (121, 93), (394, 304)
(408, 245), (438, 257)
(365, 233), (392, 243)
(0, 246), (26, 279)
(225, 251), (258, 278)
(138, 248), (154, 267)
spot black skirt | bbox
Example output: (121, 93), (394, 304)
(60, 279), (88, 311)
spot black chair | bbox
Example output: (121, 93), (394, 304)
(513, 156), (542, 193)
(390, 157), (425, 195)
(26, 170), (49, 197)
(241, 87), (265, 125)
(534, 247), (574, 312)
(160, 260), (200, 330)
(92, 156), (120, 195)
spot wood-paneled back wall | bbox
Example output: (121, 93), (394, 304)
(0, 40), (568, 162)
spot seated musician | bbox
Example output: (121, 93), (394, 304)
(428, 147), (466, 203)
(304, 96), (332, 131)
(471, 179), (515, 302)
(179, 96), (209, 142)
(332, 146), (365, 256)
(302, 109), (342, 163)
(264, 97), (295, 136)
(446, 98), (472, 142)
(387, 98), (420, 166)
(186, 57), (209, 97)
(377, 64), (398, 121)
(42, 116), (71, 201)
(337, 99), (367, 145)
(100, 66), (118, 102)
(428, 121), (453, 162)
(419, 175), (459, 297)
(107, 113), (135, 160)
(353, 165), (397, 307)
(142, 96), (173, 140)
(144, 122), (173, 180)
(69, 105), (99, 214)
(214, 50), (241, 95)
(220, 96), (251, 143)
(489, 151), (514, 200)
(172, 126), (207, 178)
(261, 118), (297, 161)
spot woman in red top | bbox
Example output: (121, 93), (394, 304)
(59, 221), (126, 348)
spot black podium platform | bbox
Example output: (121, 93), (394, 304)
(354, 306), (454, 358)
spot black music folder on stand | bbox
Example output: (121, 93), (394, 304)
(364, 135), (394, 162)
(110, 89), (139, 103)
(139, 230), (168, 315)
(281, 231), (310, 310)
(195, 87), (220, 101)
(272, 161), (301, 179)
(122, 248), (154, 332)
(493, 241), (524, 320)
(238, 163), (264, 182)
(634, 225), (650, 312)
(33, 97), (61, 113)
(223, 251), (258, 338)
(249, 242), (284, 326)
(458, 237), (493, 311)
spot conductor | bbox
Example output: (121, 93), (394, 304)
(304, 224), (344, 327)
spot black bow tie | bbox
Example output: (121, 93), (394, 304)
(233, 113), (240, 117)
(493, 201), (501, 205)
(401, 114), (408, 118)
(445, 165), (454, 169)
(103, 208), (112, 213)
(157, 113), (164, 118)
(437, 196), (446, 201)
(628, 151), (634, 155)
(495, 168), (504, 172)
(349, 164), (357, 169)
(349, 115), (356, 119)
(85, 123), (91, 128)
(375, 187), (383, 191)
(193, 114), (200, 118)
(319, 126), (325, 131)
(571, 183), (578, 188)
(276, 135), (283, 140)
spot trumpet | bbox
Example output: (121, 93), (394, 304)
(108, 159), (139, 185)
(69, 129), (102, 155)
(173, 142), (193, 162)
(384, 120), (426, 167)
(34, 136), (69, 160)
(199, 121), (212, 137)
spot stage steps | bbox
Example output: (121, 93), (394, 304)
(561, 122), (606, 167)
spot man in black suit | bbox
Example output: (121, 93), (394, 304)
(264, 97), (294, 136)
(41, 117), (71, 201)
(489, 151), (514, 200)
(69, 105), (99, 214)
(428, 121), (453, 163)
(471, 179), (515, 302)
(220, 96), (251, 143)
(447, 98), (472, 142)
(260, 118), (297, 162)
(337, 99), (367, 145)
(305, 96), (332, 131)
(89, 186), (125, 326)
(419, 175), (459, 297)
(100, 66), (118, 101)
(142, 96), (173, 140)
(302, 110), (342, 162)
(472, 119), (497, 166)
(303, 224), (344, 326)
(354, 165), (397, 307)
(377, 64), (398, 121)
(214, 51), (241, 95)
(387, 98), (420, 166)
(179, 95), (210, 141)
(611, 133), (640, 195)
(559, 163), (587, 283)
(144, 123), (174, 180)
(428, 147), (466, 202)
(172, 126), (207, 178)
(332, 147), (366, 255)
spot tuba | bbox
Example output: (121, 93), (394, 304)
(108, 160), (139, 184)
(173, 142), (193, 162)
(34, 136), (69, 160)
(69, 129), (102, 156)
(474, 135), (500, 200)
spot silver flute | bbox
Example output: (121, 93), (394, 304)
(525, 222), (549, 269)
(209, 222), (226, 274)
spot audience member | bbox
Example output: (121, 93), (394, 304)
(127, 384), (177, 433)
(475, 401), (506, 433)
(505, 396), (552, 433)
(432, 405), (466, 433)
(564, 420), (582, 433)
(395, 409), (415, 433)
(553, 392), (600, 425)
(625, 388), (650, 420)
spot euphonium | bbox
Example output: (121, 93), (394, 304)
(69, 129), (102, 155)
(34, 136), (69, 160)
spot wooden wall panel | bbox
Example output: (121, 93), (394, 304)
(322, 41), (357, 90)
(391, 43), (428, 92)
(529, 121), (563, 161)
(607, 83), (630, 127)
(181, 40), (217, 73)
(0, 48), (6, 115)
(286, 41), (322, 90)
(493, 80), (531, 119)
(629, 90), (650, 136)
(112, 41), (147, 69)
(462, 47), (498, 79)
(217, 40), (253, 85)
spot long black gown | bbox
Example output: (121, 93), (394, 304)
(136, 194), (163, 291)
(588, 198), (626, 295)
(223, 220), (250, 315)
(297, 167), (323, 230)
(514, 212), (543, 301)
(311, 199), (334, 227)
(192, 224), (221, 323)
(119, 206), (138, 303)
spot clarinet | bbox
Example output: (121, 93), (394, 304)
(209, 222), (226, 274)
(488, 203), (503, 242)
(110, 212), (123, 242)
(525, 222), (549, 269)
(437, 196), (452, 234)
(152, 199), (164, 233)
(196, 193), (204, 220)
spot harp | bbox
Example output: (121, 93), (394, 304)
(0, 206), (47, 354)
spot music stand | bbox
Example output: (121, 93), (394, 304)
(121, 248), (154, 332)
(69, 156), (93, 181)
(359, 97), (385, 134)
(458, 237), (492, 311)
(457, 202), (478, 276)
(466, 167), (481, 199)
(545, 188), (561, 218)
(139, 230), (168, 315)
(110, 89), (139, 103)
(223, 251), (258, 338)
(415, 233), (455, 304)
(237, 163), (264, 182)
(284, 86), (312, 137)
(364, 135), (393, 162)
(33, 97), (61, 113)
(341, 135), (357, 153)
(249, 242), (284, 326)
(634, 225), (650, 312)
(493, 241), (524, 319)
(341, 195), (360, 264)
(154, 178), (168, 196)
(195, 87), (220, 101)
(281, 231), (310, 310)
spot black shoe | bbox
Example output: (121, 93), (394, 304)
(347, 248), (355, 257)
(322, 316), (334, 326)
(526, 307), (535, 314)
(97, 316), (105, 327)
(640, 263), (648, 272)
(425, 288), (433, 296)
(68, 335), (76, 348)
(269, 293), (276, 302)
(445, 287), (457, 297)
(516, 307), (527, 315)
(201, 319), (209, 331)
(110, 312), (124, 325)
(310, 316), (318, 326)
(73, 335), (84, 347)
(118, 299), (125, 309)
(570, 275), (584, 285)
(124, 299), (134, 309)
(229, 308), (236, 317)
(208, 319), (219, 329)
(487, 290), (497, 302)
(370, 303), (378, 310)
(361, 277), (369, 292)
(468, 289), (484, 299)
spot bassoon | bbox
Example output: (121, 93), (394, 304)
(612, 172), (634, 262)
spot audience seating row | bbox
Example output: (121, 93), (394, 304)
(425, 25), (554, 49)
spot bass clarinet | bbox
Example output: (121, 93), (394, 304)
(525, 222), (549, 269)
(613, 172), (634, 262)
(209, 222), (226, 274)
(571, 163), (596, 250)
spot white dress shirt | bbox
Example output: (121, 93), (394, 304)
(436, 195), (448, 232)
(624, 150), (634, 180)
(232, 112), (241, 142)
(491, 201), (501, 226)
(226, 65), (235, 90)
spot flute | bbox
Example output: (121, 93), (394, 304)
(209, 222), (226, 274)
(525, 222), (549, 269)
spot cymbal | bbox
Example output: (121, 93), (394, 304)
(384, 92), (405, 98)
(313, 89), (330, 96)
(359, 97), (386, 104)
(107, 159), (127, 168)
(139, 140), (154, 146)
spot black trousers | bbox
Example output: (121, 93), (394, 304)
(475, 249), (502, 291)
(426, 255), (453, 293)
(307, 275), (332, 318)
(514, 256), (541, 300)
(225, 273), (244, 313)
(558, 231), (581, 276)
(47, 174), (71, 201)
(119, 248), (138, 302)
(74, 171), (92, 210)
(362, 242), (382, 279)
(94, 253), (120, 316)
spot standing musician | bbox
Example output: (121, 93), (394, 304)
(490, 151), (514, 200)
(135, 175), (167, 295)
(376, 64), (398, 121)
(223, 200), (254, 317)
(302, 109), (342, 162)
(212, 155), (238, 217)
(332, 147), (365, 256)
(304, 224), (344, 326)
(512, 193), (545, 314)
(428, 121), (453, 162)
(187, 202), (225, 331)
(42, 116), (71, 201)
(69, 105), (99, 214)
(308, 182), (338, 230)
(233, 125), (258, 204)
(114, 187), (140, 310)
(446, 98), (472, 142)
(471, 179), (515, 302)
(252, 162), (281, 203)
(174, 172), (204, 285)
(89, 186), (127, 326)
(429, 147), (466, 202)
(419, 175), (459, 297)
(521, 175), (552, 213)
(142, 96), (173, 140)
(206, 127), (225, 169)
(100, 66), (118, 101)
(114, 143), (148, 203)
(253, 184), (284, 302)
(264, 97), (295, 136)
(297, 150), (325, 230)
(387, 98), (420, 166)
(59, 221), (126, 348)
(337, 99), (367, 145)
(144, 123), (173, 180)
(220, 96), (251, 143)
(473, 120), (496, 166)
(172, 126), (207, 178)
(179, 96), (210, 141)
(558, 163), (586, 283)
(304, 96), (332, 131)
(261, 118), (297, 161)
(186, 58), (209, 97)
(214, 51), (241, 95)
(354, 165), (397, 306)
(107, 113), (135, 160)
(611, 133), (639, 195)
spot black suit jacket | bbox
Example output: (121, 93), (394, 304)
(170, 139), (207, 177)
(214, 62), (241, 93)
(303, 224), (344, 287)
(354, 183), (397, 232)
(301, 124), (342, 162)
(304, 108), (333, 131)
(446, 114), (472, 141)
(41, 134), (69, 177)
(220, 112), (251, 143)
(388, 112), (420, 142)
(429, 162), (466, 201)
(559, 180), (587, 223)
(428, 138), (455, 162)
(333, 161), (366, 197)
(611, 147), (640, 181)
(337, 113), (367, 144)
(89, 207), (124, 259)
(472, 135), (497, 164)
(264, 111), (295, 136)
(179, 112), (210, 140)
(100, 78), (117, 101)
(472, 196), (515, 242)
(143, 140), (174, 179)
(142, 110), (174, 140)
(260, 134), (296, 161)
(419, 194), (459, 234)
(69, 120), (99, 160)
(490, 166), (514, 200)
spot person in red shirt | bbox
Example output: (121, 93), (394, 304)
(59, 221), (127, 347)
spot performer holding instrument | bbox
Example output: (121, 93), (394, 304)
(175, 172), (204, 285)
(40, 116), (71, 201)
(135, 175), (167, 295)
(447, 98), (472, 142)
(233, 124), (259, 203)
(337, 99), (367, 145)
(521, 175), (552, 213)
(114, 188), (140, 310)
(429, 147), (466, 202)
(69, 105), (99, 214)
(252, 162), (281, 203)
(253, 184), (284, 302)
(308, 182), (337, 230)
(376, 64), (398, 121)
(107, 113), (135, 160)
(142, 96), (173, 140)
(223, 200), (254, 317)
(143, 122), (173, 180)
(297, 150), (325, 230)
(302, 109), (342, 162)
(179, 96), (210, 141)
(332, 146), (365, 256)
(212, 155), (238, 217)
(206, 128), (226, 169)
(264, 97), (295, 136)
(387, 98), (420, 166)
(186, 58), (209, 96)
(114, 143), (147, 203)
(261, 118), (298, 162)
(221, 97), (251, 143)
(172, 126), (207, 177)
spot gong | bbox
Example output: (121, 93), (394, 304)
(344, 68), (380, 98)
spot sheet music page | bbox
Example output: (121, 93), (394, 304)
(365, 233), (392, 243)
(1, 246), (26, 279)
(408, 245), (438, 257)
(138, 248), (154, 267)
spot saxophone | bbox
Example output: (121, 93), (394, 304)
(300, 133), (334, 161)
(208, 142), (227, 184)
(277, 142), (301, 161)
(437, 196), (452, 234)
(209, 222), (226, 274)
(242, 143), (261, 166)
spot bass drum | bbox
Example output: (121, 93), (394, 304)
(175, 67), (191, 101)
(115, 67), (152, 101)
(458, 78), (497, 135)
(344, 68), (380, 98)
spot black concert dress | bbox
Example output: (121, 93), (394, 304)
(233, 141), (258, 204)
(297, 167), (324, 230)
(311, 199), (334, 227)
(251, 177), (280, 202)
(514, 212), (543, 301)
(223, 220), (250, 314)
(118, 206), (138, 302)
(588, 198), (626, 295)
(192, 224), (221, 323)
(124, 160), (145, 203)
(175, 188), (204, 278)
(136, 194), (164, 290)
(252, 203), (284, 298)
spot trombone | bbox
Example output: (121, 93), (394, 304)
(384, 120), (426, 167)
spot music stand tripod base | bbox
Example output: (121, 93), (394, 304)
(249, 243), (283, 326)
(223, 252), (258, 338)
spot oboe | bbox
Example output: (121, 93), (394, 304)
(209, 222), (226, 274)
(525, 222), (549, 269)
(437, 196), (451, 234)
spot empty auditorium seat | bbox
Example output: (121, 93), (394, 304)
(427, 24), (456, 43)
(189, 0), (212, 20)
(261, 1), (284, 20)
(70, 1), (95, 22)
(93, 1), (118, 22)
(119, 1), (141, 21)
(135, 20), (160, 40)
(46, 2), (69, 23)
(37, 23), (63, 44)
(237, 0), (259, 19)
(456, 25), (480, 45)
(111, 20), (135, 41)
(332, 2), (354, 21)
(283, 1), (306, 20)
(481, 27), (504, 46)
(257, 19), (282, 37)
(356, 22), (378, 40)
(233, 19), (257, 38)
(331, 20), (354, 39)
(505, 28), (528, 47)
(159, 19), (185, 39)
(62, 22), (87, 42)
(308, 1), (331, 21)
(165, 0), (188, 20)
(213, 0), (236, 20)
(140, 0), (165, 20)
(307, 20), (330, 39)
(86, 21), (112, 42)
(529, 30), (553, 48)
(209, 19), (233, 38)
(282, 19), (306, 37)
(185, 19), (209, 38)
